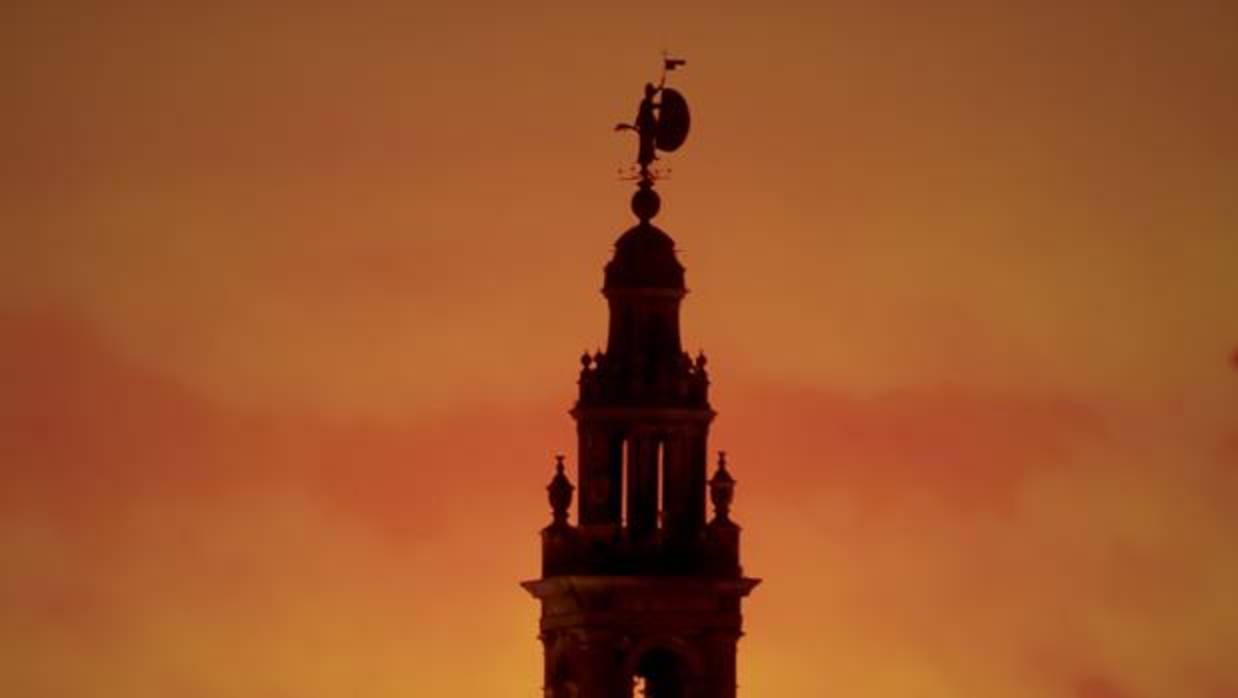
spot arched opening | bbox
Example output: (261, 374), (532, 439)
(631, 648), (686, 698)
(656, 438), (665, 529)
(620, 436), (628, 527)
(622, 435), (662, 534)
(605, 432), (626, 526)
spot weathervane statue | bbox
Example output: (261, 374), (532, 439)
(614, 55), (690, 221)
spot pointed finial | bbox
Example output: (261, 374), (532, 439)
(547, 453), (574, 527)
(709, 449), (736, 523)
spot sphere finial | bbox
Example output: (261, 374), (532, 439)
(631, 180), (661, 221)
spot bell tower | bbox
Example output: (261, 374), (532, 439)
(522, 60), (759, 698)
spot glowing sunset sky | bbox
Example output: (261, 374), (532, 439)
(2, 2), (1236, 696)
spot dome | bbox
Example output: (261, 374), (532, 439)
(603, 222), (685, 290)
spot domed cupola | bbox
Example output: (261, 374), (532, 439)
(604, 221), (685, 291)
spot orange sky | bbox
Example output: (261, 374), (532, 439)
(2, 2), (1236, 697)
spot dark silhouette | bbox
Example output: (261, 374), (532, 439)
(524, 58), (759, 698)
(614, 82), (663, 172)
(614, 57), (691, 181)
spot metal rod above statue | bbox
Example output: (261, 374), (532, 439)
(614, 55), (690, 222)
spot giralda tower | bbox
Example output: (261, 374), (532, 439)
(523, 63), (759, 698)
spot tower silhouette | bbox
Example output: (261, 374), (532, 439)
(523, 173), (759, 697)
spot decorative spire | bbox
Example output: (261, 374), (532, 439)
(708, 450), (736, 524)
(547, 454), (575, 527)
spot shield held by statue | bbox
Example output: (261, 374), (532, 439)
(655, 88), (690, 153)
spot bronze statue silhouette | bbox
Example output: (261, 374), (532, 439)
(615, 57), (690, 181)
(614, 82), (663, 172)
